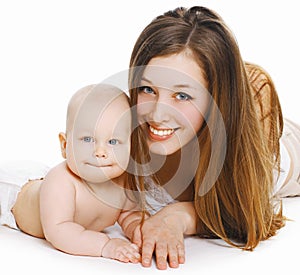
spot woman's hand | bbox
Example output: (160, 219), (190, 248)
(132, 202), (197, 270)
(140, 213), (185, 269)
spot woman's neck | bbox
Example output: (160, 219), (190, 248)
(150, 147), (197, 201)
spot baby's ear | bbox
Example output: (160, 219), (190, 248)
(58, 132), (67, 159)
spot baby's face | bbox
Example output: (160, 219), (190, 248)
(66, 94), (131, 183)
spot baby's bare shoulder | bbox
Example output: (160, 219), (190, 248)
(41, 161), (78, 189)
(44, 161), (72, 179)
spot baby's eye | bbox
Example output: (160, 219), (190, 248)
(108, 139), (119, 145)
(174, 92), (193, 101)
(83, 136), (95, 143)
(138, 86), (155, 95)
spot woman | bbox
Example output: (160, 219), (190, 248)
(128, 6), (300, 270)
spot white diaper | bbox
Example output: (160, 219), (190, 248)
(0, 160), (49, 229)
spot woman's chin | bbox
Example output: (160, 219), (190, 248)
(148, 140), (180, 156)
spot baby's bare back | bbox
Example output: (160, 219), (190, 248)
(12, 179), (44, 238)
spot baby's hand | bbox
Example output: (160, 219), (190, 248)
(101, 238), (141, 263)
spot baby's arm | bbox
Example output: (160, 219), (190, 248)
(39, 165), (139, 262)
(117, 197), (149, 247)
(118, 209), (144, 240)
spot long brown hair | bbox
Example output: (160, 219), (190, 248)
(129, 6), (285, 250)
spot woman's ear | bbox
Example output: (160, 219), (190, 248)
(58, 132), (67, 159)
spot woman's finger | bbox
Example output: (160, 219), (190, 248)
(132, 225), (142, 248)
(167, 245), (179, 268)
(155, 242), (168, 270)
(141, 239), (155, 267)
(177, 243), (185, 264)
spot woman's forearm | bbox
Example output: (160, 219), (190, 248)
(157, 201), (197, 235)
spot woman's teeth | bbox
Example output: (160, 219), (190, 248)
(149, 125), (174, 136)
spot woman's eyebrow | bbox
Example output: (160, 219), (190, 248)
(140, 76), (153, 84)
(173, 84), (197, 90)
(142, 77), (195, 89)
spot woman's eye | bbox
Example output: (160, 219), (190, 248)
(108, 139), (119, 145)
(175, 92), (193, 101)
(83, 136), (94, 143)
(139, 86), (155, 95)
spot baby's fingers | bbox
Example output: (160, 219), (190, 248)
(120, 244), (141, 263)
(129, 243), (141, 262)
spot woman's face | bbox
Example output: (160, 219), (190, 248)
(137, 51), (209, 155)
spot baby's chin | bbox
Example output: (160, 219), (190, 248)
(82, 168), (126, 184)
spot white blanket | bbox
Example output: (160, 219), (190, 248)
(0, 197), (299, 275)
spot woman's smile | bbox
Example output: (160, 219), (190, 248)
(148, 124), (176, 141)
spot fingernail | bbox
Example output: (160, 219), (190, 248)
(171, 261), (179, 268)
(143, 258), (150, 264)
(158, 262), (167, 270)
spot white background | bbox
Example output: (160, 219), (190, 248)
(1, 0), (299, 166)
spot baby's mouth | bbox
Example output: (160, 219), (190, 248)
(86, 163), (112, 168)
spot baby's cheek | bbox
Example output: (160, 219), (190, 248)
(113, 146), (130, 170)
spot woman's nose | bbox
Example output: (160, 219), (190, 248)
(149, 99), (171, 123)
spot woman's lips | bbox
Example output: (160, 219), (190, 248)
(148, 124), (176, 141)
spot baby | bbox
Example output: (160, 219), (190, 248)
(0, 84), (142, 263)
